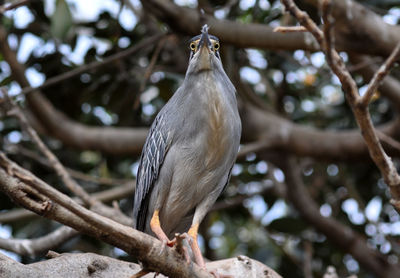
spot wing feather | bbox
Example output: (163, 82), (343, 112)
(133, 113), (170, 231)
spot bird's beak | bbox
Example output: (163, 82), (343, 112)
(197, 25), (212, 70)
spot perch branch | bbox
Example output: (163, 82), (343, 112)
(0, 152), (212, 278)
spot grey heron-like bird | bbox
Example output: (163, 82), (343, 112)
(133, 24), (241, 269)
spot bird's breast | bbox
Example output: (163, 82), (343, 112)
(204, 94), (230, 169)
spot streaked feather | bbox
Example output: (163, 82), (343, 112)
(133, 113), (170, 231)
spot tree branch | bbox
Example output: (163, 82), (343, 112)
(240, 103), (400, 161)
(350, 54), (400, 109)
(142, 0), (400, 57)
(0, 252), (281, 278)
(141, 0), (319, 51)
(0, 0), (30, 14)
(0, 152), (212, 278)
(358, 43), (400, 107)
(307, 0), (400, 57)
(6, 144), (131, 186)
(0, 226), (78, 256)
(0, 182), (133, 224)
(3, 90), (95, 206)
(280, 0), (400, 212)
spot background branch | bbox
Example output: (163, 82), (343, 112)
(0, 226), (78, 256)
(280, 0), (400, 212)
(281, 156), (400, 278)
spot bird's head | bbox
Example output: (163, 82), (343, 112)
(187, 24), (221, 74)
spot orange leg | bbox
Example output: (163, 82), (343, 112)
(150, 210), (170, 242)
(188, 223), (206, 268)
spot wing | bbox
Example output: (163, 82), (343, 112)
(133, 113), (171, 231)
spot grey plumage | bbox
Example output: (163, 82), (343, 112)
(133, 25), (241, 255)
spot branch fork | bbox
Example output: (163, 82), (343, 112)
(280, 0), (400, 211)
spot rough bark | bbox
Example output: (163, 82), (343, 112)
(0, 252), (281, 278)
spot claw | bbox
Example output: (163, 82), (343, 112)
(166, 237), (176, 247)
(130, 269), (149, 278)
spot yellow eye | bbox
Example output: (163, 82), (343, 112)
(214, 42), (220, 51)
(190, 42), (196, 51)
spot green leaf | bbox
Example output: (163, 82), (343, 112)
(51, 0), (73, 41)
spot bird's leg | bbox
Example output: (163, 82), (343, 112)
(187, 225), (232, 278)
(187, 223), (206, 268)
(150, 210), (175, 247)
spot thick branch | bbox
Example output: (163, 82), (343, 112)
(141, 0), (319, 51)
(0, 153), (212, 278)
(142, 0), (400, 57)
(0, 252), (281, 278)
(309, 0), (400, 57)
(240, 103), (400, 161)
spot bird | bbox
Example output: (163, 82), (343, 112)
(133, 24), (241, 270)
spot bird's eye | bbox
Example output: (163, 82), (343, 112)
(214, 42), (220, 51)
(190, 42), (196, 51)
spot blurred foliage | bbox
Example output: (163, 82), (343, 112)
(0, 1), (400, 278)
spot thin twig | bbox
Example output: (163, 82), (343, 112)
(321, 0), (334, 69)
(377, 130), (400, 153)
(134, 35), (169, 109)
(347, 56), (381, 73)
(18, 33), (167, 96)
(273, 26), (308, 33)
(2, 88), (95, 206)
(359, 42), (400, 107)
(0, 0), (30, 14)
(7, 145), (130, 186)
(303, 241), (314, 278)
(237, 140), (275, 159)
